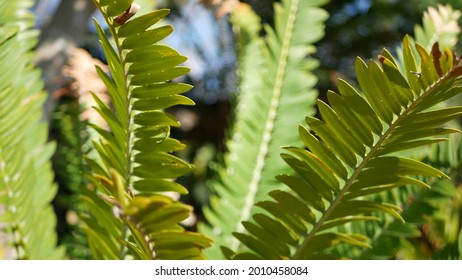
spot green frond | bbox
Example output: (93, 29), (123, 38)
(0, 0), (64, 259)
(396, 4), (461, 78)
(427, 133), (462, 176)
(328, 5), (462, 260)
(230, 2), (262, 55)
(82, 1), (211, 259)
(357, 179), (460, 260)
(229, 37), (462, 259)
(330, 103), (462, 259)
(414, 4), (461, 51)
(200, 0), (329, 259)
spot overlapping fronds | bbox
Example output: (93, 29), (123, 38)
(358, 179), (460, 260)
(82, 0), (211, 259)
(227, 37), (462, 259)
(427, 134), (462, 176)
(396, 4), (461, 81)
(337, 5), (462, 259)
(200, 0), (329, 259)
(333, 143), (461, 260)
(333, 6), (462, 260)
(414, 4), (461, 51)
(0, 0), (63, 259)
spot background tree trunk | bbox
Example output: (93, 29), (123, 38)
(34, 0), (96, 121)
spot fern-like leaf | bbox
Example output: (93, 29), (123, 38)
(329, 4), (462, 260)
(229, 37), (462, 259)
(396, 4), (461, 82)
(335, 5), (462, 259)
(360, 179), (460, 259)
(414, 4), (461, 51)
(82, 0), (211, 259)
(0, 0), (64, 259)
(200, 0), (329, 259)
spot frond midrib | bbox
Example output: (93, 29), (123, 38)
(95, 3), (155, 259)
(231, 0), (301, 251)
(96, 3), (131, 189)
(95, 8), (127, 258)
(292, 69), (458, 259)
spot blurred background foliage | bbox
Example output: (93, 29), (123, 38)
(21, 0), (462, 259)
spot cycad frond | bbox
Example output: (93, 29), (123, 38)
(342, 6), (462, 259)
(229, 37), (462, 259)
(200, 0), (329, 259)
(414, 4), (461, 50)
(332, 4), (462, 260)
(83, 0), (211, 259)
(396, 5), (461, 89)
(427, 134), (462, 176)
(0, 0), (63, 259)
(358, 179), (460, 260)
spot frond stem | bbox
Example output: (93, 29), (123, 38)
(91, 0), (131, 259)
(292, 70), (456, 259)
(231, 0), (300, 251)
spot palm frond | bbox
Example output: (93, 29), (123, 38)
(200, 0), (329, 259)
(0, 0), (64, 259)
(228, 37), (462, 259)
(82, 0), (211, 259)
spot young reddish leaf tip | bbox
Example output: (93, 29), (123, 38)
(115, 3), (141, 25)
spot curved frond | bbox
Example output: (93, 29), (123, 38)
(0, 0), (63, 259)
(229, 37), (462, 259)
(200, 0), (329, 259)
(82, 1), (211, 259)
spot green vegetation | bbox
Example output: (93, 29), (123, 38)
(0, 0), (461, 260)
